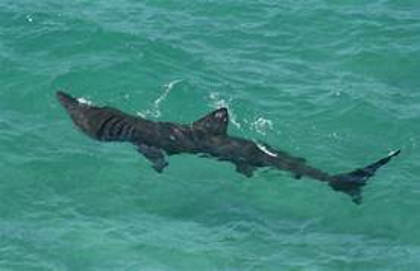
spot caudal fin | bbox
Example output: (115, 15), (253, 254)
(329, 150), (401, 204)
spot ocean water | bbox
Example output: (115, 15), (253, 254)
(1, 0), (419, 270)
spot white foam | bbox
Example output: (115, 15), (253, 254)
(136, 111), (146, 118)
(149, 79), (183, 118)
(77, 97), (93, 105)
(251, 117), (273, 136)
(388, 149), (400, 156)
(256, 143), (278, 157)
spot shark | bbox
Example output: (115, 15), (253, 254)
(56, 91), (400, 204)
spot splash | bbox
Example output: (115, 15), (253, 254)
(256, 143), (278, 157)
(141, 79), (183, 118)
(155, 79), (183, 109)
(136, 111), (146, 118)
(77, 97), (93, 106)
(26, 15), (33, 23)
(251, 117), (273, 136)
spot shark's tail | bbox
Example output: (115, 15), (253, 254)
(329, 149), (401, 204)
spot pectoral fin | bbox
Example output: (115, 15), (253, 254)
(137, 144), (168, 173)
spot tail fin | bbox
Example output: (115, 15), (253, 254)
(329, 150), (401, 204)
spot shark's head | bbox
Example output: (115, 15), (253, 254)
(56, 91), (103, 139)
(56, 91), (80, 112)
(192, 107), (229, 137)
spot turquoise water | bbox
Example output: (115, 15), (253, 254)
(1, 0), (420, 270)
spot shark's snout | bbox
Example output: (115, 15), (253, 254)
(56, 91), (79, 111)
(56, 91), (100, 139)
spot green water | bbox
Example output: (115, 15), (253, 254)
(1, 0), (419, 270)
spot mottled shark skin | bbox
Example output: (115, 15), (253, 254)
(57, 91), (400, 204)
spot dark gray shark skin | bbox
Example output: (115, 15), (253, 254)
(57, 91), (400, 204)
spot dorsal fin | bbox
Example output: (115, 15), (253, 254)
(192, 108), (229, 136)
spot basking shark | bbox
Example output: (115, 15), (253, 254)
(56, 91), (400, 204)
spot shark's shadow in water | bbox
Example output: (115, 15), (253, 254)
(56, 91), (400, 204)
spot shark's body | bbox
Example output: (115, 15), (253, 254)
(57, 91), (400, 204)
